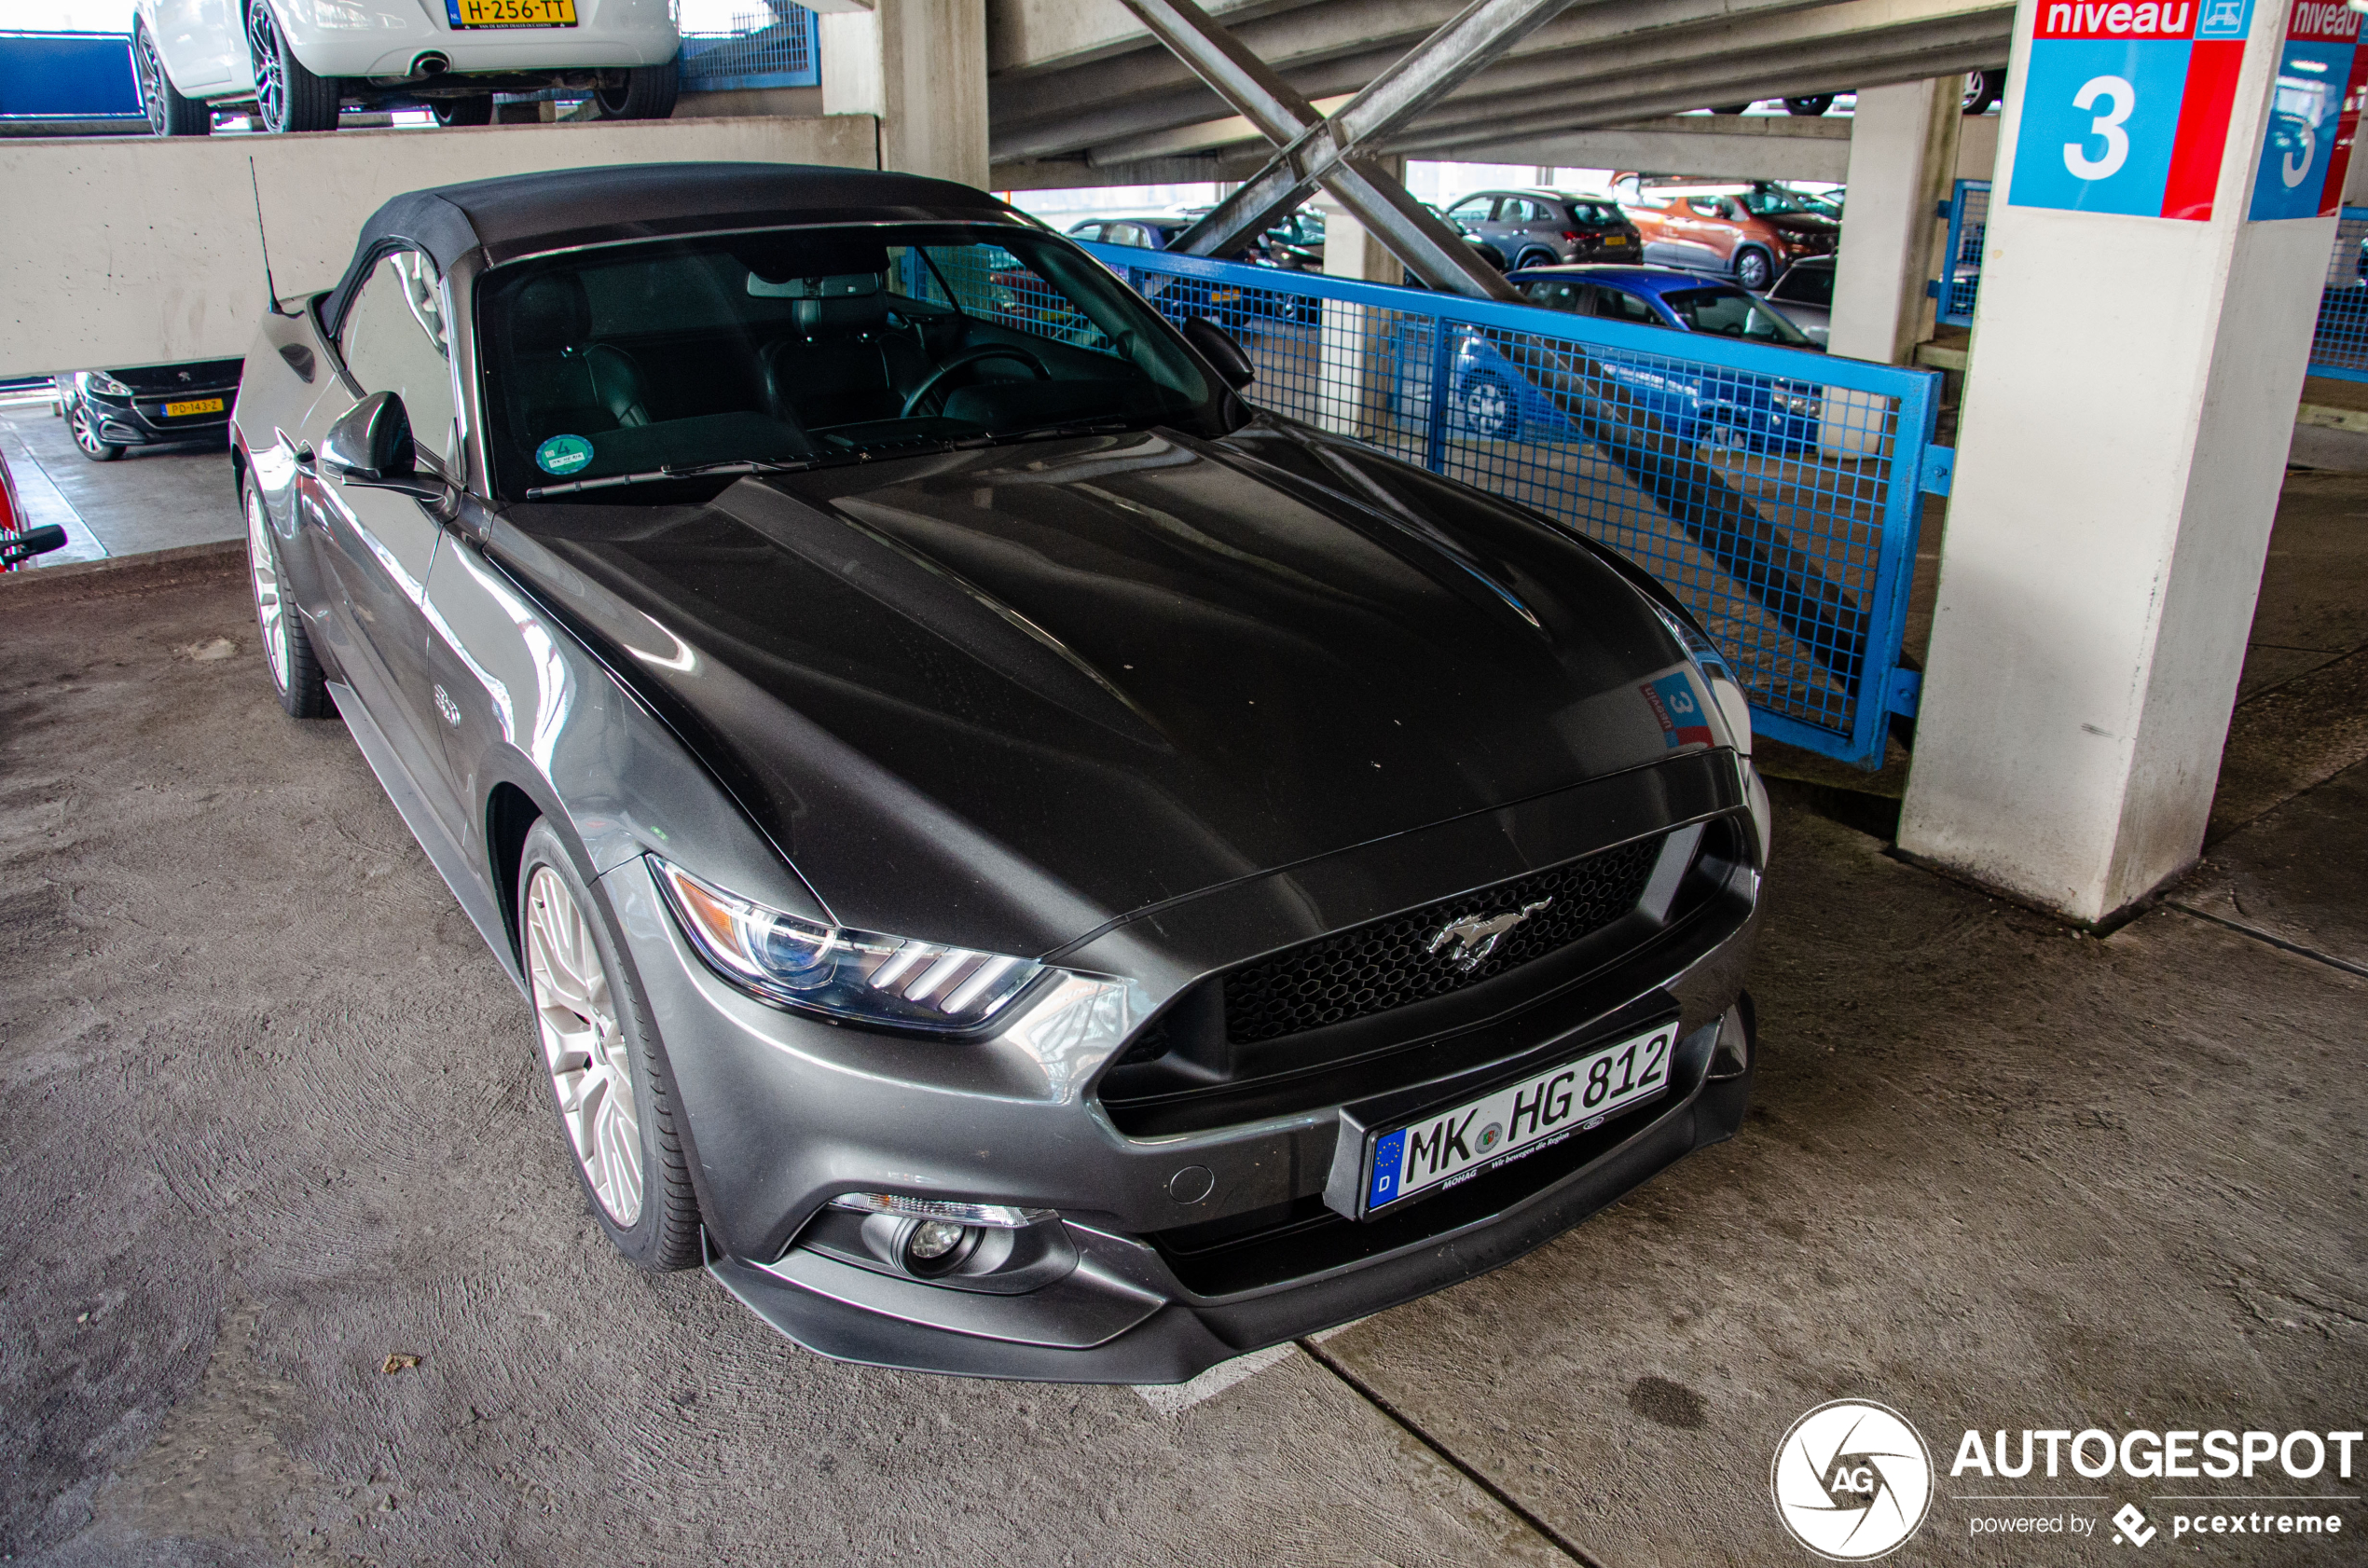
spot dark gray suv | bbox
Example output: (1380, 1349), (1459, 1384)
(1444, 189), (1643, 270)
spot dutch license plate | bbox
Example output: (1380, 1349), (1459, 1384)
(162, 396), (225, 418)
(1602, 235), (1629, 245)
(1363, 1021), (1679, 1213)
(449, 0), (576, 27)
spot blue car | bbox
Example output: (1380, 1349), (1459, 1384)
(1449, 265), (1825, 451)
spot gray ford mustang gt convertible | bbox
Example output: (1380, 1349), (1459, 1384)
(229, 161), (1769, 1382)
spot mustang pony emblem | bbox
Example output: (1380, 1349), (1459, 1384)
(1426, 899), (1553, 972)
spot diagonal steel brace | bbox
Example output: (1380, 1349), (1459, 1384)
(1116, 0), (1544, 299)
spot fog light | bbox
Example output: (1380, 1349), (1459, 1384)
(897, 1218), (978, 1276)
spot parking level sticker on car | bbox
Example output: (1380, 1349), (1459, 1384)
(1366, 1022), (1679, 1213)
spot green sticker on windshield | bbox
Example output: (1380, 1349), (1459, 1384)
(534, 433), (593, 475)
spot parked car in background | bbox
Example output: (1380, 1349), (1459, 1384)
(1613, 180), (1838, 291)
(0, 449), (68, 571)
(1064, 214), (1193, 251)
(55, 359), (241, 462)
(1763, 255), (1833, 347)
(131, 0), (680, 135)
(1449, 264), (1823, 448)
(1442, 189), (1641, 270)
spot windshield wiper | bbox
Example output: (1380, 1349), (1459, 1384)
(524, 456), (822, 501)
(971, 420), (1136, 447)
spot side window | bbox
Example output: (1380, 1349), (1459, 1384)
(900, 243), (1122, 355)
(1521, 279), (1579, 312)
(341, 250), (458, 467)
(1689, 197), (1733, 220)
(1449, 196), (1494, 223)
(1594, 289), (1666, 328)
(1105, 223), (1147, 248)
(1067, 223), (1105, 242)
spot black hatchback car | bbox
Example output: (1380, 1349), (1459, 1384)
(58, 358), (241, 461)
(231, 161), (1765, 1382)
(1443, 189), (1642, 270)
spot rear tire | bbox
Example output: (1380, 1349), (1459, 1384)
(593, 60), (678, 120)
(433, 93), (494, 127)
(1783, 94), (1836, 117)
(517, 818), (703, 1272)
(1962, 68), (2003, 115)
(1710, 103), (1750, 115)
(246, 0), (340, 133)
(1513, 248), (1556, 271)
(135, 21), (212, 136)
(243, 479), (330, 719)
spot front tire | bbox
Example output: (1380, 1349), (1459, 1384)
(135, 21), (212, 136)
(518, 820), (702, 1272)
(68, 399), (122, 461)
(1962, 68), (2003, 115)
(1734, 247), (1773, 292)
(1461, 374), (1518, 440)
(243, 480), (330, 718)
(246, 0), (340, 133)
(592, 61), (678, 120)
(1783, 94), (1835, 117)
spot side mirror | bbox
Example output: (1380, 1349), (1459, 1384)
(324, 391), (417, 484)
(323, 390), (453, 503)
(1, 523), (68, 568)
(1182, 315), (1255, 390)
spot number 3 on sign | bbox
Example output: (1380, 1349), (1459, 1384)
(2064, 75), (2136, 179)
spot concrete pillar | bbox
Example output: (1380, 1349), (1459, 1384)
(1896, 0), (2331, 925)
(819, 0), (987, 186)
(1316, 190), (1404, 438)
(1827, 79), (1964, 364)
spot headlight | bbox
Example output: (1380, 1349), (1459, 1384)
(1649, 602), (1753, 757)
(652, 857), (1045, 1033)
(87, 373), (134, 398)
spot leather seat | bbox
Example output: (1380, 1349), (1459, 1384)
(504, 272), (652, 440)
(756, 274), (929, 428)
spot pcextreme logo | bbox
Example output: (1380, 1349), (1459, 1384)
(1771, 1400), (1936, 1561)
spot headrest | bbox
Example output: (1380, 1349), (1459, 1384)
(510, 272), (591, 352)
(786, 289), (890, 337)
(748, 270), (881, 299)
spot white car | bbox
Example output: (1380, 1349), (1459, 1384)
(132, 0), (681, 135)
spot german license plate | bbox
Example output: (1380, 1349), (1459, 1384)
(448, 0), (576, 26)
(1363, 1021), (1679, 1213)
(162, 396), (225, 418)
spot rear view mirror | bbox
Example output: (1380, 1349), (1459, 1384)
(1, 523), (68, 568)
(323, 391), (416, 484)
(1183, 316), (1255, 390)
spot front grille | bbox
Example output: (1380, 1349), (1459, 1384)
(1220, 834), (1663, 1044)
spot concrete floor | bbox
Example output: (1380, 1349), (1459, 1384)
(0, 398), (241, 565)
(1, 479), (2362, 1566)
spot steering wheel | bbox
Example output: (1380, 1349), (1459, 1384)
(900, 343), (1052, 419)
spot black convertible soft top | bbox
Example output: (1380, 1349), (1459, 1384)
(325, 161), (1019, 327)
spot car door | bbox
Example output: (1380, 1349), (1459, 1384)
(307, 246), (471, 835)
(1448, 196), (1503, 261)
(1687, 198), (1740, 269)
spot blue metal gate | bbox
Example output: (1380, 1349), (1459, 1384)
(1053, 241), (1948, 771)
(679, 3), (819, 93)
(1935, 180), (1989, 329)
(2307, 207), (2368, 382)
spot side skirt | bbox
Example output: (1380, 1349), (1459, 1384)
(327, 680), (527, 998)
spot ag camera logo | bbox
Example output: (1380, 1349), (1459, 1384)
(1772, 1400), (1935, 1560)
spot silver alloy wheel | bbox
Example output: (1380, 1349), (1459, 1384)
(246, 2), (288, 132)
(524, 866), (644, 1227)
(244, 488), (289, 692)
(70, 402), (106, 456)
(135, 27), (169, 137)
(1464, 377), (1513, 438)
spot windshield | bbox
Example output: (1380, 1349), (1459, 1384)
(475, 224), (1226, 501)
(1661, 286), (1818, 348)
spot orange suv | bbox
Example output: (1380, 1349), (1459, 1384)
(1613, 177), (1838, 293)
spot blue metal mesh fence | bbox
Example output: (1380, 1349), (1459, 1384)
(1044, 241), (1947, 770)
(1936, 181), (1989, 328)
(2308, 208), (2368, 381)
(680, 3), (819, 91)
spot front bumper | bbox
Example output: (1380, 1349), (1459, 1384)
(607, 755), (1763, 1383)
(79, 392), (233, 447)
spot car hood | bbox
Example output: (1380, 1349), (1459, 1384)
(1768, 214), (1838, 240)
(499, 419), (1706, 958)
